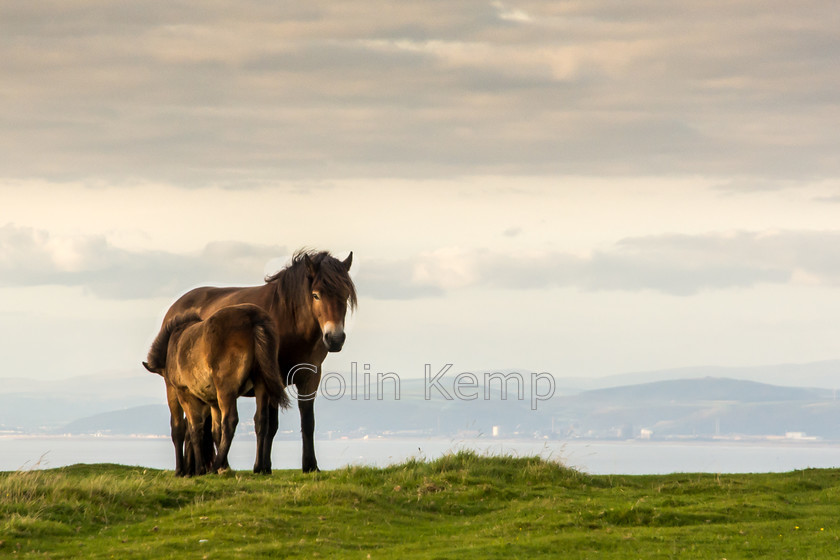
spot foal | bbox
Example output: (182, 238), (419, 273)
(144, 304), (290, 475)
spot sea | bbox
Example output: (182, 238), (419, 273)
(2, 436), (839, 475)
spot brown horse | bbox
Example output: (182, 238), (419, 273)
(143, 304), (290, 476)
(152, 249), (356, 473)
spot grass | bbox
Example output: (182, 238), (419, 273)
(1, 451), (839, 558)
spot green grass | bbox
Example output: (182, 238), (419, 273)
(2, 451), (839, 558)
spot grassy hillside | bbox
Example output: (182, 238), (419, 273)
(2, 452), (839, 558)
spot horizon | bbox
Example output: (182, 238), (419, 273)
(3, 356), (840, 388)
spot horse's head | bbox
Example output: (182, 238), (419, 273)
(304, 251), (356, 352)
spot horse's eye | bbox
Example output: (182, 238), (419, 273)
(312, 292), (321, 301)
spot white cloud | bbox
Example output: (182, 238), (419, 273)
(492, 1), (533, 23)
(357, 230), (840, 298)
(0, 1), (837, 183)
(0, 225), (286, 299)
(412, 248), (481, 290)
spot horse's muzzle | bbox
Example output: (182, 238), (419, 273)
(324, 330), (346, 352)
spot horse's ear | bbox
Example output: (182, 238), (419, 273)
(342, 251), (353, 271)
(142, 361), (162, 375)
(303, 254), (317, 279)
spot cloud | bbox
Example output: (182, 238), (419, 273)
(353, 258), (445, 300)
(491, 1), (533, 23)
(357, 230), (840, 298)
(6, 225), (840, 301)
(0, 225), (286, 299)
(712, 178), (804, 194)
(0, 1), (838, 183)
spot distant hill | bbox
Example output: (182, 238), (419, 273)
(5, 362), (840, 440)
(58, 405), (169, 435)
(547, 377), (840, 439)
(0, 369), (163, 432)
(561, 360), (840, 392)
(576, 377), (828, 403)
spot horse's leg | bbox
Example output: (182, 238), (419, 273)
(212, 395), (239, 473)
(253, 402), (265, 474)
(165, 384), (187, 477)
(298, 398), (319, 473)
(265, 402), (279, 473)
(252, 382), (272, 474)
(294, 368), (320, 473)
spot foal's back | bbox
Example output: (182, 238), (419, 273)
(173, 304), (276, 404)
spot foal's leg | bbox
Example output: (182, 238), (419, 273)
(171, 413), (188, 477)
(165, 383), (187, 477)
(209, 407), (226, 470)
(212, 394), (239, 473)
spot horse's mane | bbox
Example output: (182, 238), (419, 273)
(145, 311), (202, 373)
(265, 249), (357, 324)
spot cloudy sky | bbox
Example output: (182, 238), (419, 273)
(2, 1), (840, 383)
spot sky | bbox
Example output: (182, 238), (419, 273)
(1, 1), (840, 383)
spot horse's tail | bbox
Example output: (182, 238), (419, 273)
(250, 311), (290, 410)
(143, 311), (202, 375)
